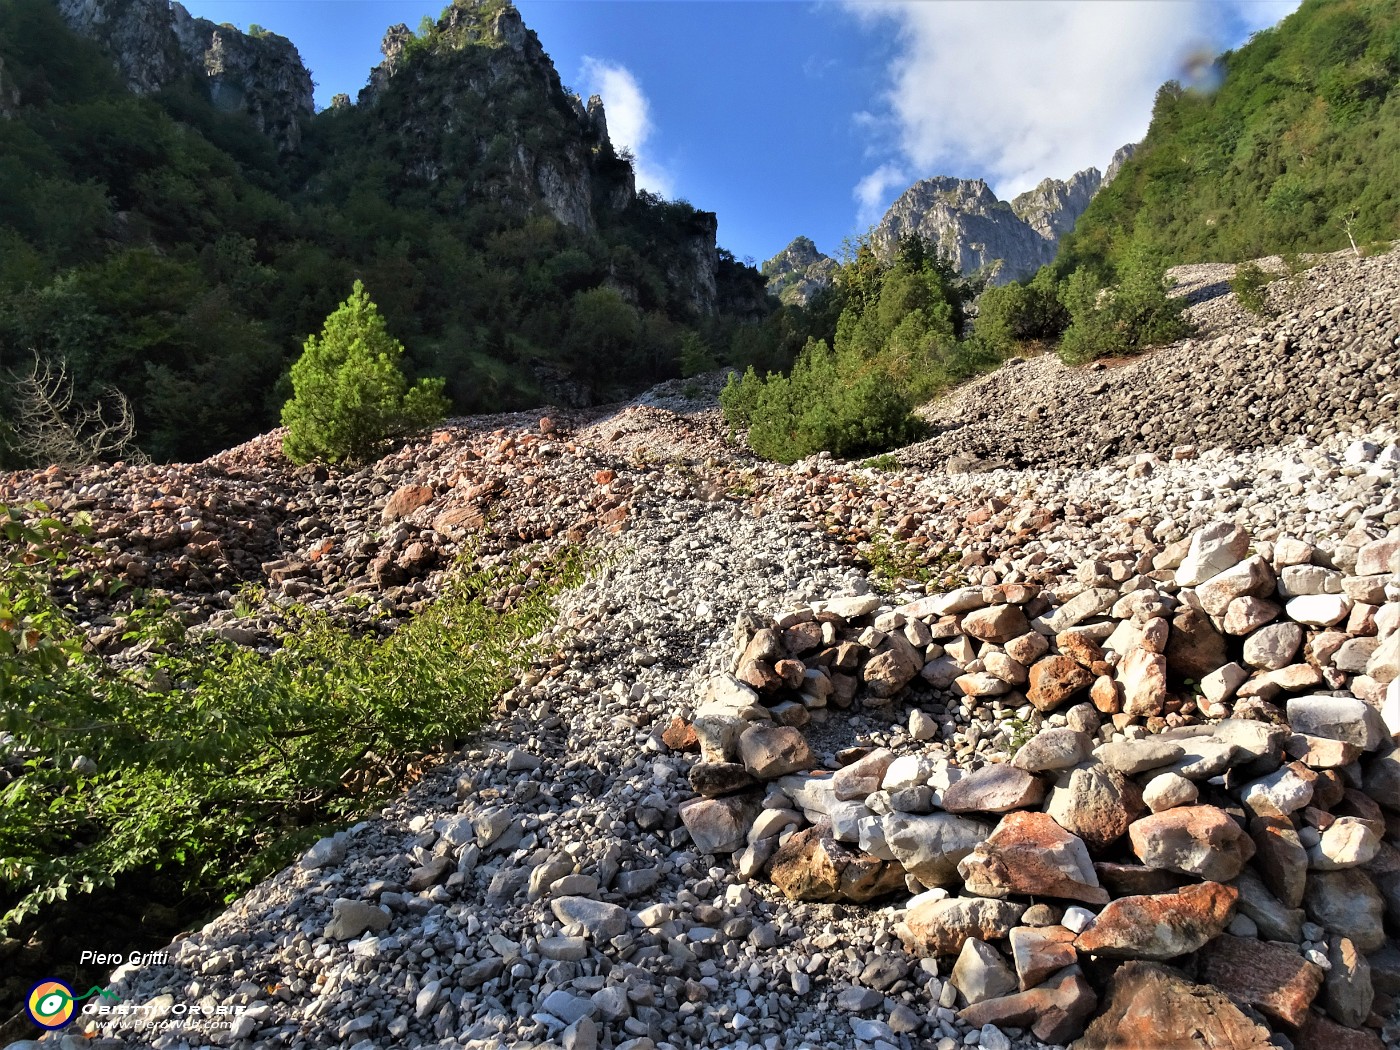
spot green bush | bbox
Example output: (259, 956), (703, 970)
(281, 280), (449, 465)
(0, 501), (583, 932)
(1230, 261), (1273, 316)
(720, 338), (925, 464)
(973, 266), (1069, 351)
(1058, 245), (1193, 364)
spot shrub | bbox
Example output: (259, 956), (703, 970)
(1230, 261), (1272, 316)
(973, 266), (1069, 351)
(1058, 245), (1193, 364)
(0, 502), (583, 934)
(281, 281), (449, 465)
(720, 338), (925, 464)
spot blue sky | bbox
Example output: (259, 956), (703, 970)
(181, 0), (1301, 267)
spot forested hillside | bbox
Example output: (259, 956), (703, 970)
(1060, 0), (1400, 275)
(0, 0), (773, 464)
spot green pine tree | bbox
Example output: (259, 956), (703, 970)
(281, 280), (449, 464)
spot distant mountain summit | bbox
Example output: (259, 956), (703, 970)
(764, 152), (1129, 302)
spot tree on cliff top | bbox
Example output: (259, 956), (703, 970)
(281, 281), (448, 465)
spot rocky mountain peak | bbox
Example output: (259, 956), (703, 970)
(55, 0), (313, 151)
(762, 236), (839, 307)
(1011, 167), (1103, 242)
(1103, 142), (1140, 186)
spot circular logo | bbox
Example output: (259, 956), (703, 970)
(26, 979), (76, 1029)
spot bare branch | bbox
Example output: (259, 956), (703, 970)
(7, 352), (144, 467)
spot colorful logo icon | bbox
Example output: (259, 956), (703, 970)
(24, 979), (119, 1029)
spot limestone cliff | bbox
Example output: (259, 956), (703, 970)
(1102, 142), (1139, 186)
(55, 0), (313, 151)
(349, 0), (721, 314)
(1011, 168), (1102, 242)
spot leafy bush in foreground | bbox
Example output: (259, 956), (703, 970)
(0, 502), (582, 933)
(1058, 246), (1193, 364)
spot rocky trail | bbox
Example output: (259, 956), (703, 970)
(2, 250), (1400, 1050)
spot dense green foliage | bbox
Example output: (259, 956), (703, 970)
(0, 502), (582, 935)
(0, 0), (772, 466)
(972, 267), (1069, 347)
(282, 281), (449, 464)
(1230, 261), (1274, 316)
(721, 238), (998, 463)
(1056, 245), (1193, 363)
(1059, 0), (1400, 274)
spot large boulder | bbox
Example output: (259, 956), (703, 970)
(958, 811), (1108, 904)
(1074, 882), (1237, 960)
(1072, 962), (1272, 1050)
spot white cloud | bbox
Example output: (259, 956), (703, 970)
(846, 0), (1302, 219)
(855, 163), (908, 227)
(579, 57), (675, 199)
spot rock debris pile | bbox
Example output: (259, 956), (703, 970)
(670, 516), (1400, 1048)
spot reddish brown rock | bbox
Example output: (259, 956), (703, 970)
(661, 717), (698, 752)
(1198, 934), (1324, 1027)
(1028, 655), (1096, 713)
(962, 604), (1031, 644)
(897, 896), (1026, 957)
(1057, 631), (1111, 673)
(1293, 1011), (1386, 1050)
(1120, 648), (1169, 717)
(382, 482), (433, 522)
(1164, 605), (1230, 682)
(1128, 806), (1255, 882)
(1073, 961), (1273, 1050)
(958, 965), (1098, 1044)
(1251, 814), (1308, 908)
(959, 811), (1108, 904)
(1074, 882), (1238, 960)
(1009, 925), (1078, 990)
(768, 825), (906, 903)
(1090, 673), (1123, 714)
(942, 764), (1047, 814)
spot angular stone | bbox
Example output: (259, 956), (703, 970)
(1287, 694), (1387, 751)
(1233, 867), (1304, 942)
(942, 764), (1046, 814)
(1356, 535), (1400, 576)
(1008, 925), (1078, 990)
(1242, 622), (1304, 670)
(325, 899), (391, 941)
(1038, 588), (1117, 633)
(959, 811), (1107, 904)
(950, 937), (1019, 1005)
(1142, 772), (1197, 813)
(1304, 869), (1387, 951)
(1129, 806), (1255, 881)
(959, 965), (1097, 1045)
(1223, 596), (1281, 635)
(962, 604), (1030, 644)
(1176, 522), (1250, 587)
(1119, 648), (1168, 717)
(864, 643), (922, 698)
(1027, 655), (1095, 713)
(1093, 862), (1187, 897)
(1045, 765), (1144, 852)
(1090, 673), (1122, 714)
(1249, 814), (1308, 908)
(552, 897), (628, 940)
(1324, 936), (1374, 1028)
(1367, 628), (1399, 685)
(881, 811), (991, 887)
(1196, 555), (1276, 617)
(1287, 593), (1352, 627)
(1238, 761), (1315, 819)
(768, 825), (907, 903)
(696, 675), (766, 721)
(679, 794), (760, 854)
(660, 717), (699, 752)
(955, 671), (1013, 697)
(1362, 745), (1400, 810)
(1092, 738), (1185, 776)
(1293, 1011), (1386, 1050)
(689, 761), (758, 798)
(738, 724), (815, 779)
(1164, 605), (1229, 681)
(1285, 732), (1362, 769)
(1077, 962), (1272, 1050)
(832, 748), (895, 800)
(1310, 817), (1381, 870)
(896, 895), (1026, 957)
(1073, 882), (1238, 960)
(1011, 726), (1092, 772)
(382, 483), (434, 522)
(1202, 661), (1249, 705)
(1198, 933), (1323, 1027)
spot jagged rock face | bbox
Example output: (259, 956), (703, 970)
(356, 1), (615, 234)
(1011, 168), (1102, 242)
(875, 176), (1058, 285)
(763, 236), (838, 306)
(1103, 143), (1139, 187)
(55, 0), (313, 152)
